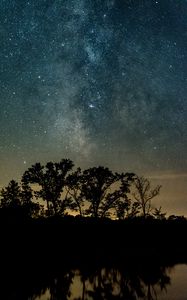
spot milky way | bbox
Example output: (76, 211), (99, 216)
(0, 0), (187, 192)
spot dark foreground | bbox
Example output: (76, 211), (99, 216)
(1, 217), (187, 299)
(1, 216), (187, 259)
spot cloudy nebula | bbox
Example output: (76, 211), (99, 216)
(0, 0), (186, 213)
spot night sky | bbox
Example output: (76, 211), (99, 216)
(0, 0), (187, 214)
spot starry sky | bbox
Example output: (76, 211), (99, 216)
(0, 0), (187, 215)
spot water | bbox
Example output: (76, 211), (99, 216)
(159, 265), (187, 300)
(33, 264), (187, 300)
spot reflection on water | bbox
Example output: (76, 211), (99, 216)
(158, 265), (187, 300)
(33, 264), (187, 300)
(2, 252), (187, 300)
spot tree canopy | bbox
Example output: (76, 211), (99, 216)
(0, 159), (165, 220)
(22, 159), (74, 216)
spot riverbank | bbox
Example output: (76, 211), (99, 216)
(1, 216), (187, 261)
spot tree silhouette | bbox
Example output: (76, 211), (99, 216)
(0, 159), (165, 221)
(0, 180), (21, 209)
(0, 179), (42, 218)
(153, 206), (166, 220)
(20, 178), (41, 218)
(22, 159), (74, 216)
(79, 166), (134, 218)
(115, 196), (140, 220)
(132, 176), (162, 218)
(65, 168), (84, 216)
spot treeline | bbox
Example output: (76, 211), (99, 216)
(0, 158), (169, 221)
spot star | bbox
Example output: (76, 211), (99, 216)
(0, 0), (186, 215)
(88, 104), (95, 109)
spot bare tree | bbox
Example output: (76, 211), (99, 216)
(132, 176), (161, 218)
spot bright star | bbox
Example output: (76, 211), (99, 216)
(89, 104), (95, 108)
